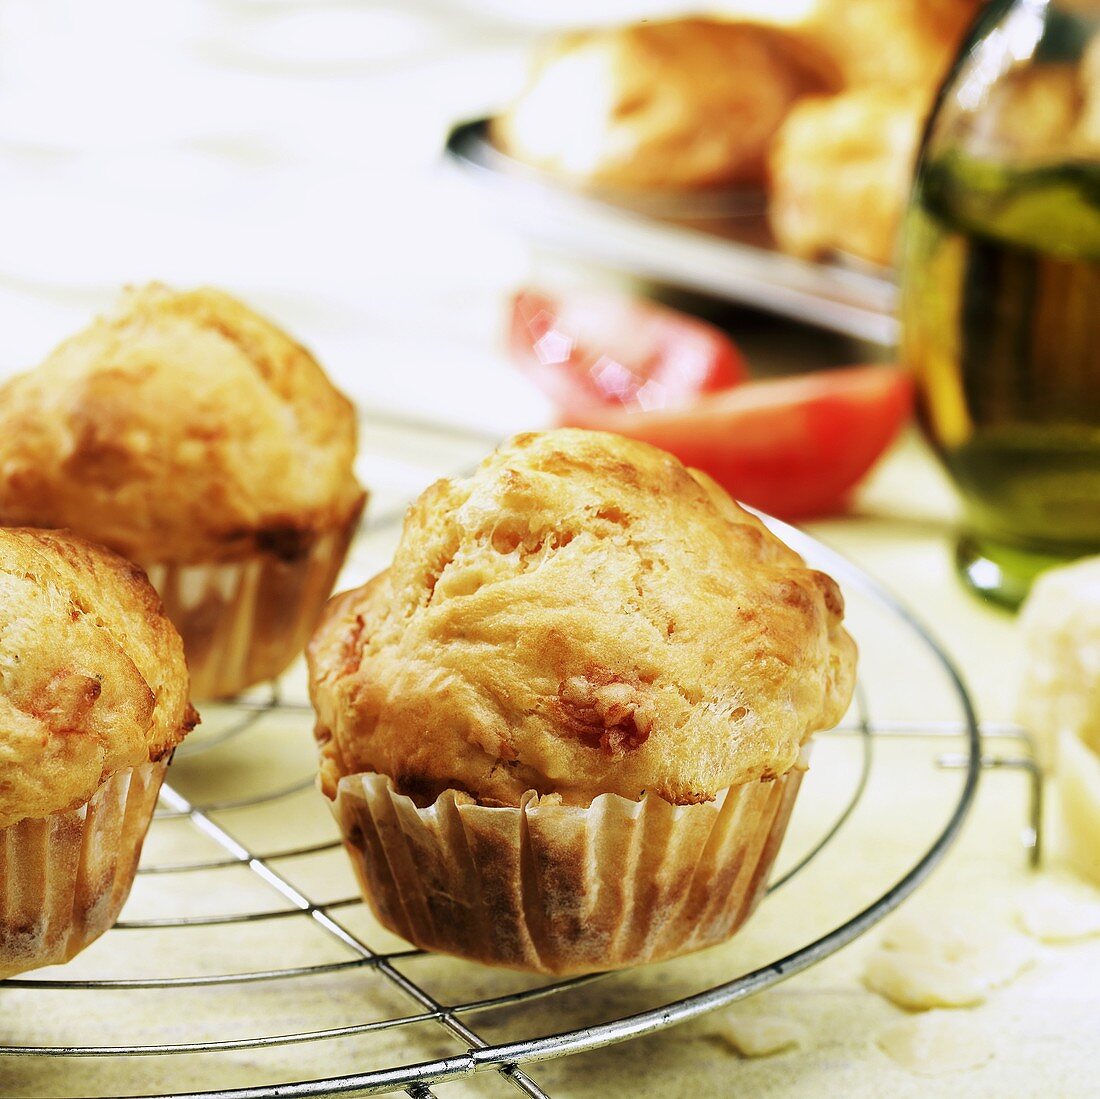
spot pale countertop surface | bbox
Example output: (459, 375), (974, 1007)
(1, 3), (1098, 1097)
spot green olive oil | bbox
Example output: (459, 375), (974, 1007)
(904, 154), (1100, 606)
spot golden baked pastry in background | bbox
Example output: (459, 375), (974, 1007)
(808, 0), (985, 93)
(768, 87), (929, 267)
(0, 527), (195, 977)
(492, 18), (841, 190)
(1078, 34), (1100, 150)
(309, 429), (857, 973)
(311, 429), (855, 807)
(767, 0), (985, 265)
(0, 285), (366, 698)
(958, 63), (1086, 162)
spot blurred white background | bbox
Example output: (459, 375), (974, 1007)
(0, 0), (812, 432)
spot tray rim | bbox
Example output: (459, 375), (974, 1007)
(445, 118), (901, 348)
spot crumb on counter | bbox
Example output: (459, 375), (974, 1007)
(863, 909), (1035, 1010)
(877, 1010), (996, 1076)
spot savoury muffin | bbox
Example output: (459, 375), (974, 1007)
(0, 284), (366, 698)
(309, 429), (856, 974)
(768, 87), (929, 267)
(808, 0), (984, 94)
(0, 527), (196, 978)
(492, 19), (841, 191)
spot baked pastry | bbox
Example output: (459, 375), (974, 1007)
(961, 63), (1087, 163)
(808, 0), (985, 94)
(492, 19), (841, 190)
(309, 429), (856, 973)
(0, 528), (196, 978)
(1078, 35), (1100, 152)
(0, 284), (366, 698)
(768, 87), (928, 267)
(764, 0), (983, 265)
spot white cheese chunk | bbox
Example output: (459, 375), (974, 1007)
(877, 1011), (995, 1076)
(1055, 730), (1100, 887)
(863, 910), (1035, 1009)
(711, 1013), (807, 1057)
(1017, 555), (1100, 770)
(1018, 875), (1100, 941)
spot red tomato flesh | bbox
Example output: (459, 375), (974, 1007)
(563, 365), (914, 518)
(509, 288), (747, 415)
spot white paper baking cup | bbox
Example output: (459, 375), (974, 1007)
(0, 760), (167, 979)
(144, 502), (363, 700)
(330, 763), (805, 975)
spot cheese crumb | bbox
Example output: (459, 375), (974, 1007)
(1018, 876), (1100, 941)
(711, 1014), (807, 1057)
(877, 1011), (995, 1075)
(863, 910), (1035, 1009)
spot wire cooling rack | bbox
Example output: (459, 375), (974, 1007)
(0, 411), (997, 1099)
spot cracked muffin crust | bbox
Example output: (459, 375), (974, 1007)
(0, 283), (364, 565)
(0, 527), (196, 830)
(309, 429), (856, 807)
(0, 284), (366, 699)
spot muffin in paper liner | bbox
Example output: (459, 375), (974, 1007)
(308, 432), (856, 973)
(330, 761), (805, 976)
(0, 760), (167, 979)
(144, 499), (364, 700)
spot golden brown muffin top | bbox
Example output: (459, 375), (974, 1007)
(0, 284), (364, 564)
(492, 18), (841, 190)
(309, 429), (856, 808)
(0, 528), (196, 829)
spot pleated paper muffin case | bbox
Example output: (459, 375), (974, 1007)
(0, 759), (167, 979)
(144, 498), (365, 700)
(328, 754), (807, 976)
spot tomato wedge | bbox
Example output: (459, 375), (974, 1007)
(509, 288), (747, 415)
(563, 365), (913, 518)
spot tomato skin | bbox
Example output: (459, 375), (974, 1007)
(562, 365), (914, 518)
(509, 288), (747, 415)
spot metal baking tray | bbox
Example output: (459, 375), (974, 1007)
(445, 119), (899, 347)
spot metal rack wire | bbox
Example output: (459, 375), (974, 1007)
(0, 413), (993, 1099)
